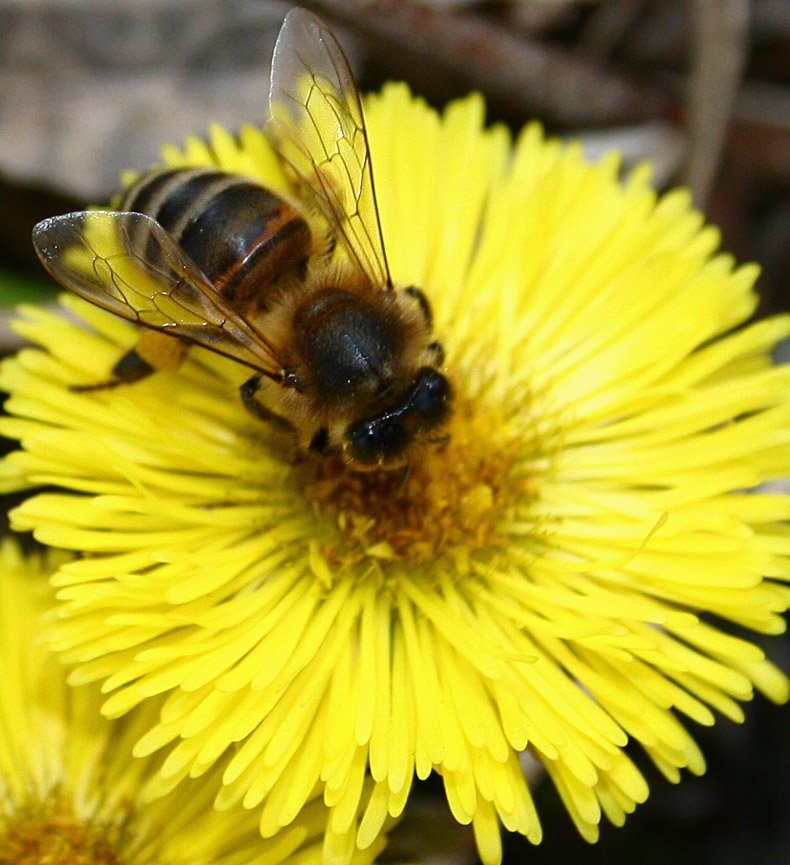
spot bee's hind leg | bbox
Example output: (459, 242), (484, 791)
(71, 347), (153, 392)
(71, 331), (187, 392)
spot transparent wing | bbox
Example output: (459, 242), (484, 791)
(268, 8), (392, 289)
(32, 211), (285, 378)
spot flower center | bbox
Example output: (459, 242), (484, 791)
(300, 396), (532, 565)
(0, 802), (121, 865)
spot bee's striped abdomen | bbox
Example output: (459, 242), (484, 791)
(120, 167), (312, 314)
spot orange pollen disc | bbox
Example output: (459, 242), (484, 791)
(301, 397), (532, 564)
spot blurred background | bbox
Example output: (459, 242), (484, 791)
(0, 0), (788, 862)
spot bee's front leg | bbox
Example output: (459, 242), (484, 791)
(240, 374), (294, 432)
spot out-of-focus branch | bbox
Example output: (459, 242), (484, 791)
(683, 0), (750, 207)
(731, 80), (790, 182)
(577, 0), (648, 62)
(299, 0), (674, 125)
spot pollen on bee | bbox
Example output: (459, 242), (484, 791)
(300, 396), (534, 567)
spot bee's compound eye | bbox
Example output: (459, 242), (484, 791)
(344, 368), (451, 466)
(345, 416), (402, 465)
(409, 368), (450, 420)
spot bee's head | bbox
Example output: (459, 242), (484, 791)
(343, 367), (452, 467)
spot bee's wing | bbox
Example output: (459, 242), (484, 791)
(268, 8), (392, 290)
(32, 211), (285, 378)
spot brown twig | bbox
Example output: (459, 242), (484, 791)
(298, 0), (673, 125)
(683, 0), (750, 207)
(577, 0), (649, 62)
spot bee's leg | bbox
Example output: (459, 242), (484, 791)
(405, 286), (433, 326)
(308, 427), (329, 455)
(427, 340), (445, 366)
(71, 331), (187, 392)
(406, 287), (446, 365)
(240, 374), (294, 432)
(71, 348), (151, 392)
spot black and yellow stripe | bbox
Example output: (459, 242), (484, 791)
(120, 167), (312, 311)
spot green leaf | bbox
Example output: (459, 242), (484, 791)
(0, 264), (57, 307)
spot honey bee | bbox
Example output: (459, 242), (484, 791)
(31, 8), (451, 469)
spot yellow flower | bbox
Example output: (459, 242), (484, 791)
(0, 540), (391, 865)
(2, 85), (790, 865)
